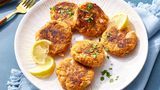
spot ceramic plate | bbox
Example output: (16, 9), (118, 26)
(15, 0), (148, 89)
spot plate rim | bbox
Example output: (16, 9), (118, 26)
(14, 0), (148, 89)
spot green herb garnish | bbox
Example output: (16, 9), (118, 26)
(92, 53), (97, 58)
(110, 79), (114, 83)
(101, 70), (112, 78)
(109, 67), (112, 70)
(100, 76), (104, 81)
(68, 12), (74, 16)
(50, 6), (56, 10)
(106, 71), (111, 78)
(89, 48), (94, 52)
(101, 70), (107, 75)
(93, 44), (97, 49)
(66, 9), (74, 16)
(105, 48), (109, 52)
(59, 9), (65, 14)
(58, 9), (74, 17)
(87, 3), (93, 10)
(84, 17), (93, 23)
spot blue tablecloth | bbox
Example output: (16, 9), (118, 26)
(0, 0), (160, 90)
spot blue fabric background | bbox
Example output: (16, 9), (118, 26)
(0, 0), (159, 90)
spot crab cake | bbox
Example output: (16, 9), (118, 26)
(71, 40), (105, 68)
(50, 2), (78, 30)
(56, 58), (94, 90)
(35, 20), (72, 56)
(101, 25), (137, 57)
(75, 2), (109, 37)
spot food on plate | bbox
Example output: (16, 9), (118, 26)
(71, 40), (105, 68)
(35, 20), (72, 57)
(29, 1), (138, 88)
(101, 13), (137, 57)
(50, 2), (78, 30)
(75, 2), (109, 37)
(29, 56), (55, 78)
(56, 58), (94, 90)
(32, 40), (52, 64)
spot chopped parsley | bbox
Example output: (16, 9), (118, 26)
(92, 44), (97, 49)
(109, 67), (112, 70)
(84, 17), (94, 23)
(58, 9), (65, 14)
(106, 71), (111, 78)
(58, 8), (74, 17)
(110, 79), (114, 83)
(87, 3), (93, 10)
(101, 70), (107, 75)
(89, 48), (94, 52)
(105, 48), (109, 52)
(66, 9), (74, 16)
(50, 6), (56, 10)
(92, 53), (97, 58)
(101, 70), (111, 78)
(69, 12), (74, 16)
(100, 76), (104, 81)
(100, 68), (119, 83)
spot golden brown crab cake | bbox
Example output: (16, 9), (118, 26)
(50, 2), (78, 30)
(101, 25), (137, 57)
(56, 58), (94, 90)
(75, 2), (109, 37)
(35, 20), (72, 57)
(71, 40), (105, 68)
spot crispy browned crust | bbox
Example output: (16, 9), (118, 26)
(101, 24), (137, 57)
(56, 58), (94, 90)
(71, 40), (105, 68)
(35, 20), (72, 57)
(50, 2), (78, 30)
(75, 2), (109, 37)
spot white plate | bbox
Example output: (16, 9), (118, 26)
(14, 0), (148, 89)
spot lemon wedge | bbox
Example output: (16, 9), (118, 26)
(32, 40), (52, 64)
(111, 13), (128, 30)
(29, 56), (55, 78)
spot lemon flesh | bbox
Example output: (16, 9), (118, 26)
(111, 13), (128, 30)
(29, 56), (55, 78)
(32, 40), (52, 64)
